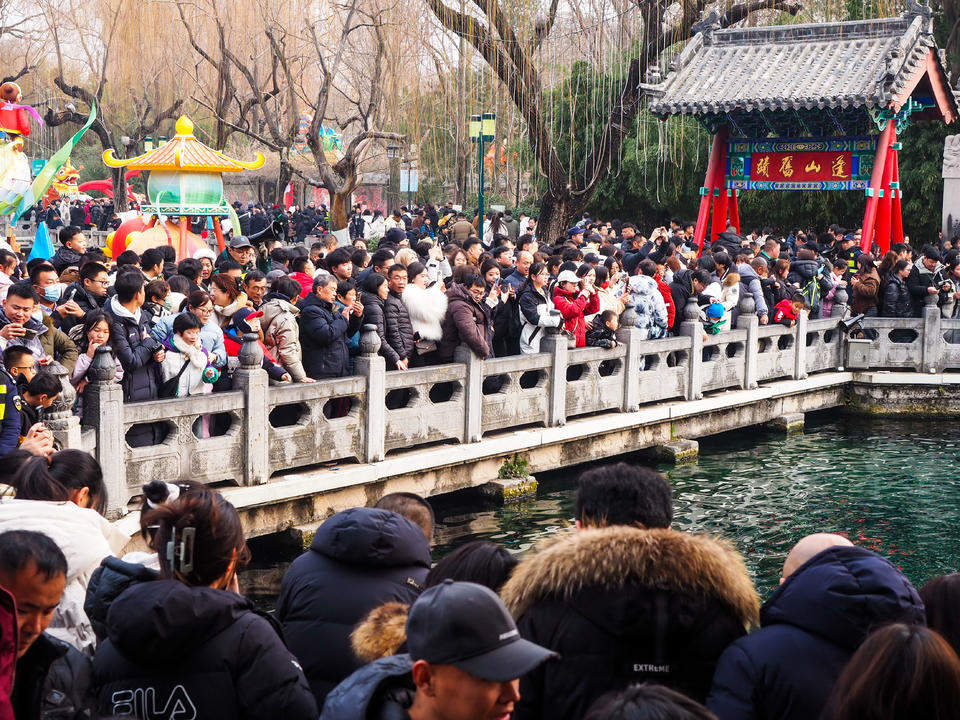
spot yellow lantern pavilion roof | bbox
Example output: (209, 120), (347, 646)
(102, 116), (265, 173)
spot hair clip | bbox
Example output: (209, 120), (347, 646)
(166, 526), (196, 574)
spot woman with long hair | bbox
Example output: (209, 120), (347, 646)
(0, 451), (124, 653)
(92, 489), (317, 719)
(210, 274), (248, 328)
(822, 623), (960, 720)
(69, 309), (123, 393)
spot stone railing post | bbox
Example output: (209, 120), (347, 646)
(830, 286), (849, 319)
(921, 292), (942, 373)
(540, 318), (568, 427)
(81, 346), (126, 518)
(354, 324), (386, 462)
(42, 359), (81, 449)
(617, 301), (642, 412)
(794, 309), (809, 379)
(678, 296), (703, 400)
(454, 345), (483, 443)
(232, 333), (270, 485)
(736, 294), (759, 389)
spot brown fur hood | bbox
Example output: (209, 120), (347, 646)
(350, 601), (410, 663)
(500, 526), (759, 628)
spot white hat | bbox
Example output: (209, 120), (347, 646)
(193, 247), (217, 262)
(557, 270), (579, 284)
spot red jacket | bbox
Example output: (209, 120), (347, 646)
(290, 272), (313, 299)
(656, 277), (676, 330)
(553, 286), (599, 348)
(773, 299), (799, 326)
(0, 586), (15, 720)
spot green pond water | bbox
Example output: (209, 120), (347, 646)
(431, 414), (960, 599)
(242, 414), (960, 605)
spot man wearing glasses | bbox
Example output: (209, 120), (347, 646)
(57, 263), (109, 332)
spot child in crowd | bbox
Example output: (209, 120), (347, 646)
(773, 293), (807, 327)
(144, 279), (171, 323)
(160, 312), (219, 398)
(18, 371), (61, 441)
(70, 310), (123, 394)
(586, 309), (619, 349)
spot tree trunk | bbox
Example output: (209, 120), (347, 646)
(330, 191), (351, 230)
(112, 167), (129, 213)
(537, 189), (587, 244)
(276, 157), (292, 208)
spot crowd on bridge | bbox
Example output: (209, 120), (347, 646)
(5, 198), (960, 452)
(0, 446), (956, 719)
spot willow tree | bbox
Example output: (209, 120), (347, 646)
(425, 0), (801, 240)
(37, 0), (182, 212)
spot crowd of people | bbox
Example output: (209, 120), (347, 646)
(0, 447), (956, 719)
(2, 202), (958, 452)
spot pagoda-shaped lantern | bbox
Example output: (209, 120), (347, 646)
(103, 115), (264, 255)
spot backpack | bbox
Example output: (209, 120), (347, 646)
(799, 272), (822, 313)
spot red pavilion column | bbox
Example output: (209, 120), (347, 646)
(875, 126), (898, 254)
(861, 120), (894, 253)
(890, 148), (903, 250)
(694, 126), (728, 255)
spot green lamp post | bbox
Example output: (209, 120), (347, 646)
(469, 112), (496, 228)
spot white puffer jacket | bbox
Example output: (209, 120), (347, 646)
(0, 499), (129, 655)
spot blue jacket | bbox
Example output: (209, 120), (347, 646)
(297, 293), (361, 379)
(0, 368), (21, 456)
(150, 312), (227, 368)
(320, 655), (414, 720)
(276, 508), (430, 706)
(707, 545), (925, 720)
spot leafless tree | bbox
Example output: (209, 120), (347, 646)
(426, 0), (801, 239)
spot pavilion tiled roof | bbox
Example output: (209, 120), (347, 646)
(103, 116), (265, 173)
(645, 9), (958, 120)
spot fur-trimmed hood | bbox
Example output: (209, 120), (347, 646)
(501, 526), (759, 628)
(350, 601), (410, 663)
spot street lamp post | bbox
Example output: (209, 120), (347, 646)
(386, 143), (400, 213)
(469, 112), (496, 228)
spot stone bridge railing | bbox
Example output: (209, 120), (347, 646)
(46, 291), (960, 517)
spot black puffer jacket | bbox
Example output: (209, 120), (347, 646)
(105, 297), (160, 404)
(276, 508), (431, 706)
(12, 633), (91, 720)
(707, 546), (925, 720)
(298, 292), (360, 379)
(58, 282), (106, 332)
(360, 291), (397, 366)
(50, 245), (83, 274)
(92, 580), (317, 720)
(83, 556), (159, 644)
(500, 526), (759, 720)
(882, 274), (915, 318)
(104, 297), (162, 446)
(383, 290), (414, 367)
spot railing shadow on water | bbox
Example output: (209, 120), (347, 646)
(64, 292), (956, 517)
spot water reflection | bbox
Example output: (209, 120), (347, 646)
(243, 415), (960, 607)
(433, 415), (960, 599)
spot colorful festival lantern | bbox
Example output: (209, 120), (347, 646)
(102, 115), (264, 258)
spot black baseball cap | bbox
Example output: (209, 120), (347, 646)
(406, 580), (557, 683)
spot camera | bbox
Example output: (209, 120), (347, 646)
(839, 313), (866, 339)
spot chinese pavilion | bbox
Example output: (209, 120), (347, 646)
(103, 115), (264, 256)
(644, 2), (958, 254)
